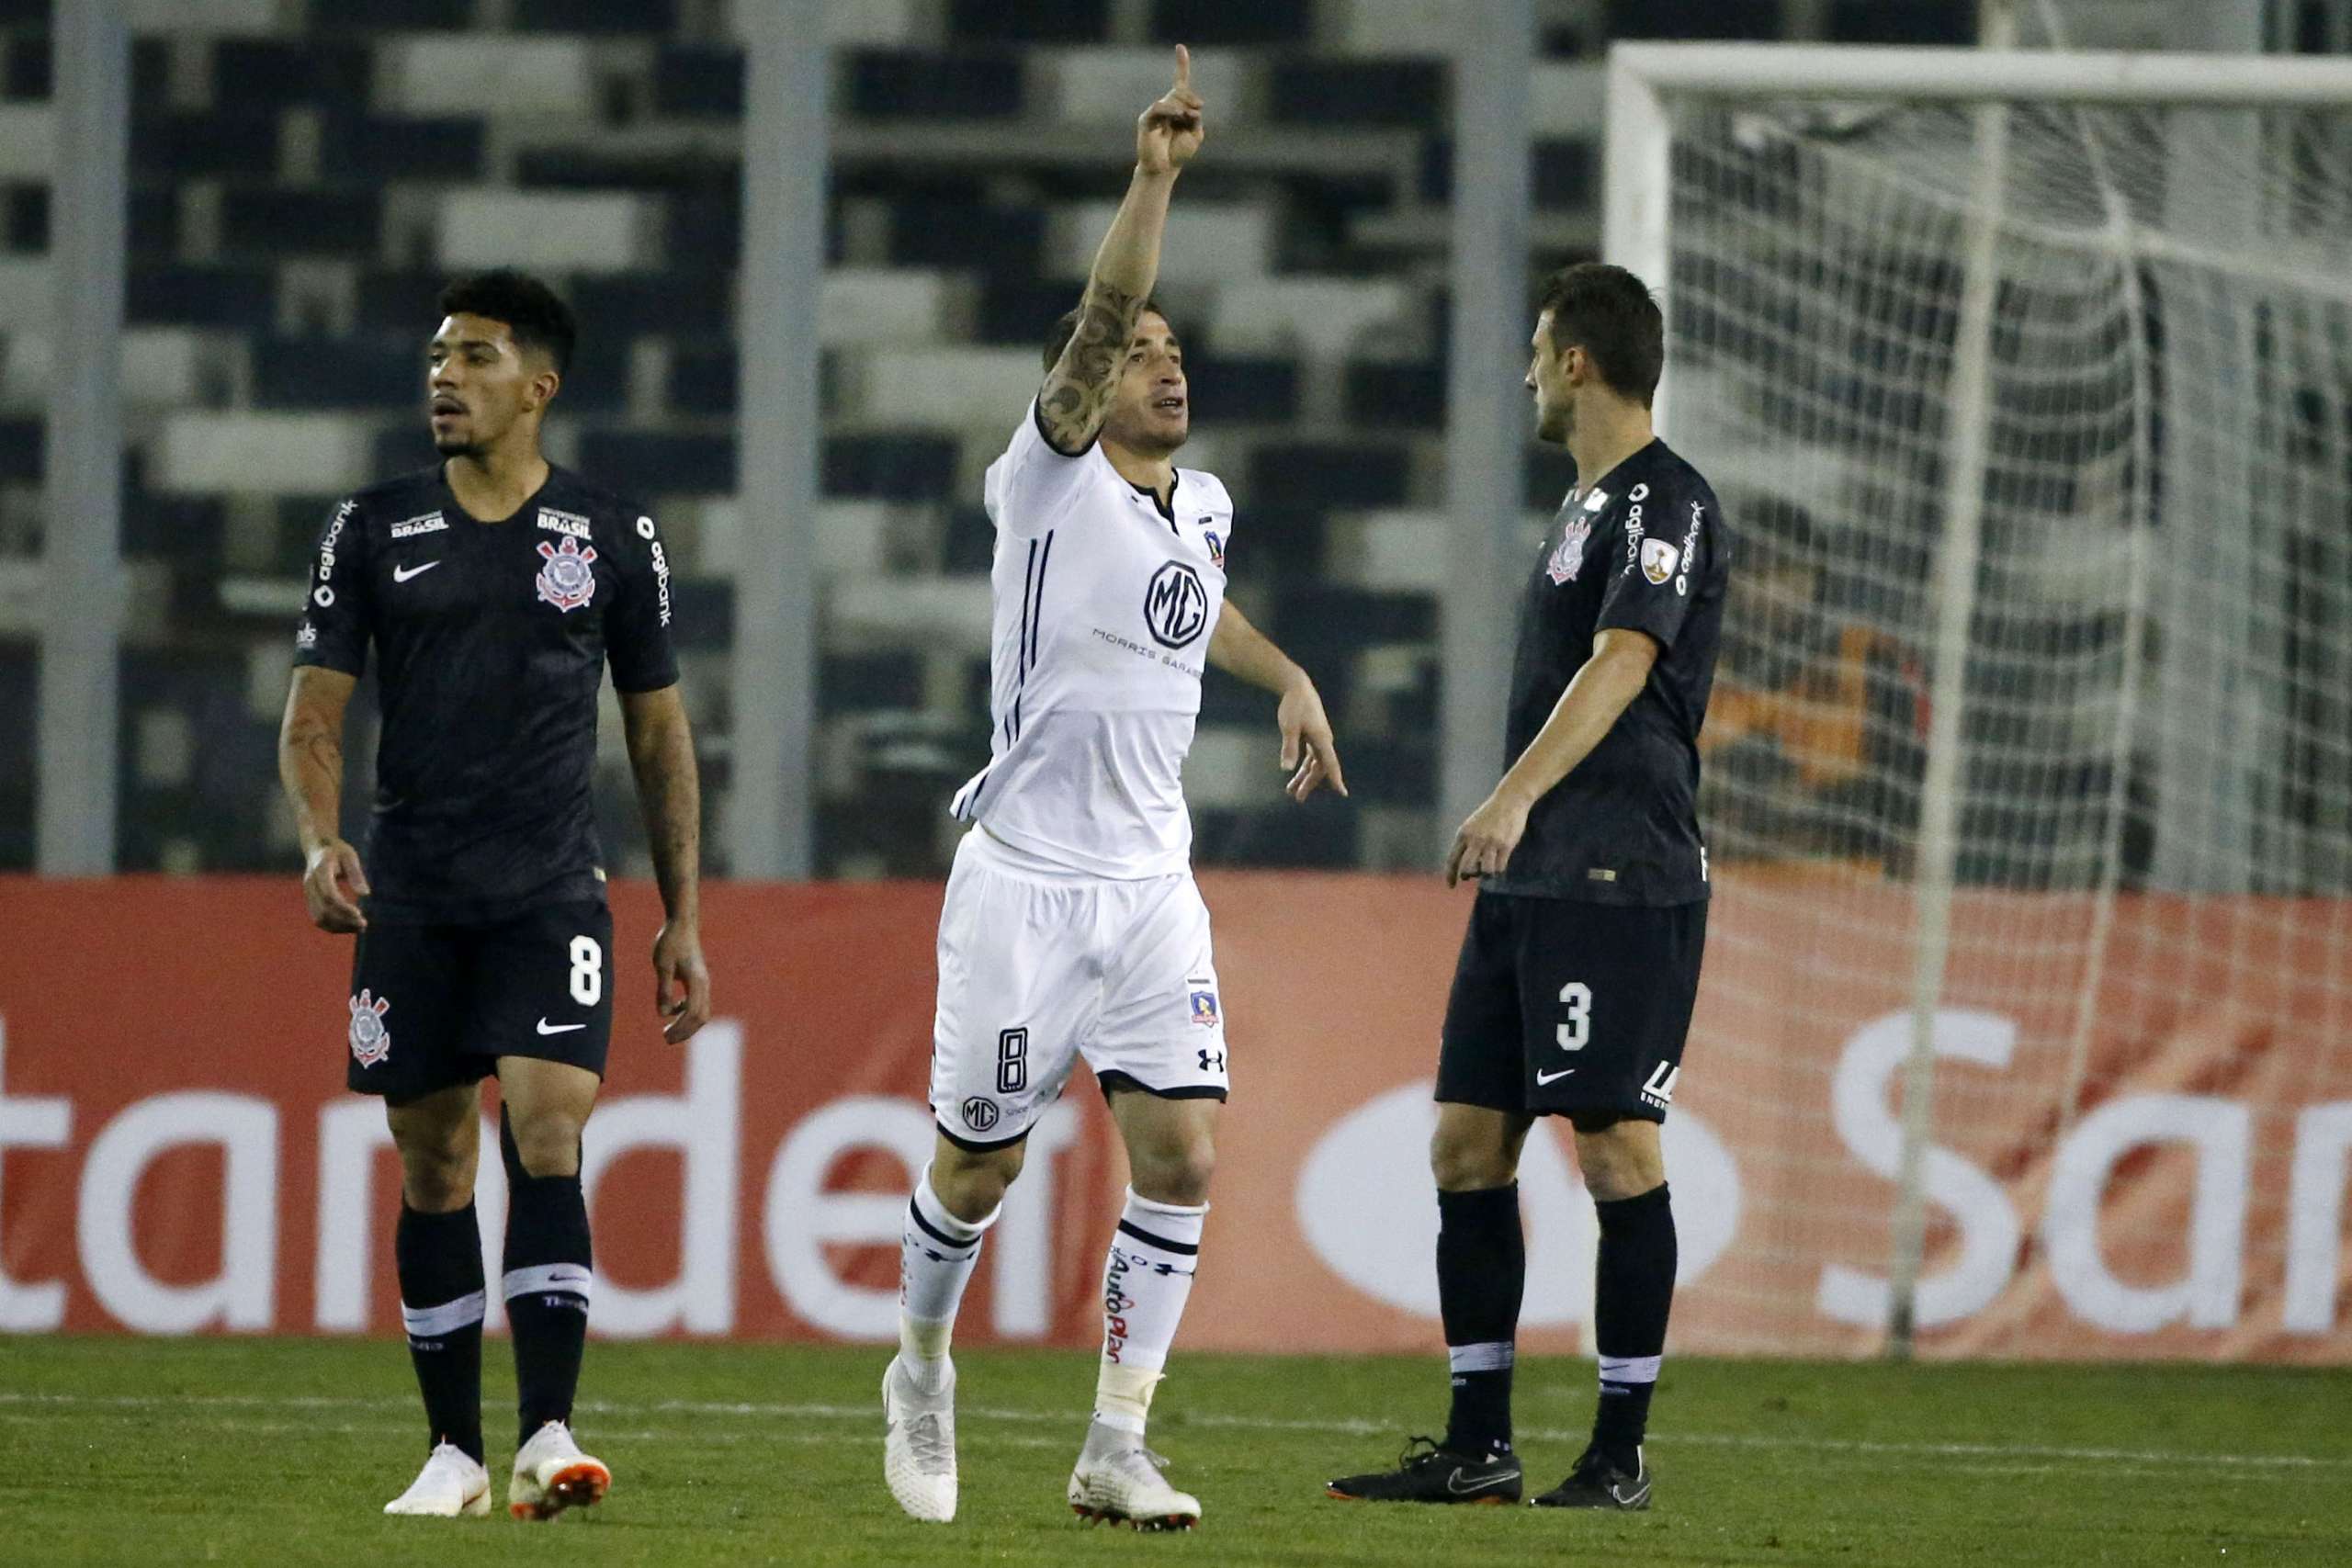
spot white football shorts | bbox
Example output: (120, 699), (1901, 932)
(931, 828), (1229, 1148)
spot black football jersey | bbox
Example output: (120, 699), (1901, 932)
(1486, 438), (1729, 906)
(290, 464), (680, 923)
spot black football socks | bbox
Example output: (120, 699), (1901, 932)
(1591, 1181), (1676, 1471)
(1436, 1182), (1525, 1458)
(395, 1201), (486, 1463)
(500, 1113), (593, 1450)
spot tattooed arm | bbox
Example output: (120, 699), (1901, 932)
(1036, 44), (1205, 455)
(279, 665), (371, 932)
(620, 683), (711, 1044)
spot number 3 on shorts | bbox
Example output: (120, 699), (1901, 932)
(569, 935), (604, 1007)
(1555, 981), (1591, 1052)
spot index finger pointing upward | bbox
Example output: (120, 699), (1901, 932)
(1172, 43), (1190, 89)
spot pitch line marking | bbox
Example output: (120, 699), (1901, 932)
(0, 1391), (2340, 1472)
(0, 1410), (2209, 1477)
(0, 1408), (1069, 1450)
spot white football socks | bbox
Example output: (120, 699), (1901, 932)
(898, 1166), (998, 1393)
(1093, 1189), (1206, 1435)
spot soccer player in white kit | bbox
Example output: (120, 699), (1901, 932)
(881, 47), (1346, 1531)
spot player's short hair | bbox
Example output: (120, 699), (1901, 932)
(437, 269), (576, 375)
(1041, 298), (1173, 372)
(1537, 263), (1663, 406)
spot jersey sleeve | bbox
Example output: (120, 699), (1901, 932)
(1190, 470), (1235, 542)
(984, 399), (1100, 537)
(290, 496), (370, 676)
(606, 507), (681, 694)
(1596, 478), (1713, 651)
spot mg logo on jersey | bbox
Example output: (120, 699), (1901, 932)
(347, 990), (391, 1068)
(1145, 560), (1209, 649)
(535, 536), (599, 613)
(960, 1096), (1001, 1133)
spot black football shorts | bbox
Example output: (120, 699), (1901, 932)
(1437, 891), (1707, 1122)
(343, 899), (615, 1100)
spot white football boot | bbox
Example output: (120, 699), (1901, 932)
(383, 1440), (492, 1517)
(508, 1419), (611, 1521)
(1067, 1420), (1201, 1531)
(881, 1355), (959, 1523)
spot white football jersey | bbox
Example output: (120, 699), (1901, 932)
(948, 402), (1234, 878)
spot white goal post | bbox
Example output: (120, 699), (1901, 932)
(1602, 45), (2352, 1358)
(1607, 45), (2352, 433)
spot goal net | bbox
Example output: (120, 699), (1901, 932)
(1609, 47), (2352, 1358)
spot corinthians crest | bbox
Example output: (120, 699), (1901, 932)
(1545, 513), (1592, 584)
(348, 989), (391, 1067)
(535, 535), (599, 613)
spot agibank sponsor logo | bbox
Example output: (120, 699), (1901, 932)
(311, 499), (356, 608)
(639, 516), (673, 627)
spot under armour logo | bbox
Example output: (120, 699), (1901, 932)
(1198, 1049), (1225, 1073)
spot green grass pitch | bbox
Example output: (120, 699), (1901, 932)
(3, 1337), (2346, 1565)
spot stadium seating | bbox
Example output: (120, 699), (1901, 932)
(0, 0), (1876, 874)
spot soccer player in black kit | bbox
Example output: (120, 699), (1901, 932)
(1328, 264), (1728, 1512)
(277, 270), (711, 1521)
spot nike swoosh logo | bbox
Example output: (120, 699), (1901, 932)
(1535, 1067), (1577, 1085)
(1610, 1479), (1651, 1506)
(1446, 1469), (1515, 1495)
(392, 561), (441, 582)
(535, 1018), (586, 1035)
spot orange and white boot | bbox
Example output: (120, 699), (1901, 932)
(508, 1420), (611, 1520)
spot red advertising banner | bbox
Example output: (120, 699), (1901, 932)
(0, 874), (2345, 1361)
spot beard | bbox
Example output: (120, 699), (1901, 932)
(1112, 408), (1188, 458)
(1535, 395), (1574, 446)
(432, 433), (485, 457)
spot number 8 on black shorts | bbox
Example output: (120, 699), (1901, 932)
(1435, 892), (1707, 1122)
(344, 899), (616, 1100)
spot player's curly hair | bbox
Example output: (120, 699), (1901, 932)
(437, 269), (577, 375)
(1041, 296), (1172, 372)
(1537, 263), (1663, 406)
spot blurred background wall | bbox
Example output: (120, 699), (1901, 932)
(0, 0), (2022, 885)
(6, 0), (2340, 884)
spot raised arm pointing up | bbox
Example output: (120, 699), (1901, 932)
(1036, 45), (1204, 455)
